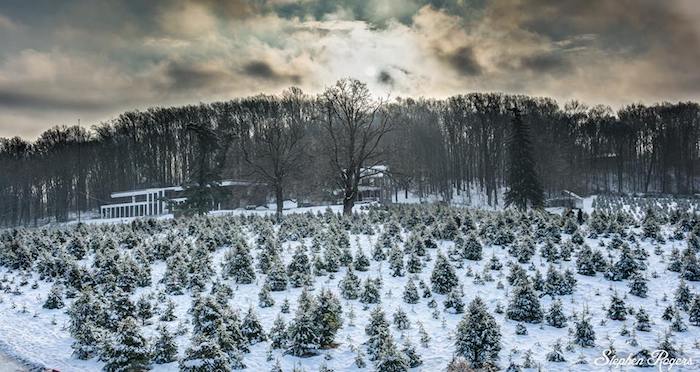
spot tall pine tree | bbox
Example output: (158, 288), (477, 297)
(504, 108), (544, 210)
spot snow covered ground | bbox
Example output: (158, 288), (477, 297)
(1, 198), (699, 371)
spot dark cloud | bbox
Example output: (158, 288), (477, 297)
(242, 61), (301, 84)
(164, 61), (231, 91)
(0, 89), (110, 111)
(377, 70), (394, 85)
(519, 52), (572, 75)
(443, 46), (482, 76)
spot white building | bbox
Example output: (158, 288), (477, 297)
(100, 186), (183, 219)
(99, 179), (269, 219)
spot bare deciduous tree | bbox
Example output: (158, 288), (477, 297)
(320, 79), (392, 216)
(239, 87), (311, 220)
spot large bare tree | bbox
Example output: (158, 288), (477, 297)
(320, 79), (392, 216)
(239, 88), (311, 220)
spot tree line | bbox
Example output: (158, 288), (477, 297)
(1, 79), (699, 226)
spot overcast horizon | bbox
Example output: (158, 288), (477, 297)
(2, 0), (700, 139)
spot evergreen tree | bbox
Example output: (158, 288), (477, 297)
(606, 293), (627, 321)
(504, 108), (544, 210)
(102, 317), (151, 372)
(675, 280), (693, 311)
(286, 292), (319, 357)
(671, 307), (688, 332)
(339, 265), (361, 300)
(388, 245), (405, 277)
(180, 335), (232, 372)
(573, 310), (596, 347)
(152, 324), (178, 364)
(374, 332), (409, 372)
(258, 283), (275, 308)
(690, 296), (700, 326)
(360, 278), (381, 304)
(461, 234), (482, 261)
(401, 339), (422, 368)
(354, 247), (370, 271)
(406, 252), (422, 274)
(241, 307), (267, 345)
(269, 314), (288, 349)
(287, 246), (312, 287)
(455, 297), (501, 368)
(444, 287), (465, 314)
(403, 278), (420, 304)
(545, 299), (567, 328)
(506, 278), (543, 323)
(43, 283), (65, 309)
(313, 289), (343, 348)
(135, 295), (153, 325)
(430, 252), (459, 294)
(628, 273), (648, 298)
(635, 307), (652, 331)
(393, 308), (411, 330)
(265, 258), (288, 291)
(221, 241), (256, 284)
(545, 339), (566, 362)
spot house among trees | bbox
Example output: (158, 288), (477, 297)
(332, 165), (392, 205)
(546, 190), (584, 209)
(100, 180), (268, 218)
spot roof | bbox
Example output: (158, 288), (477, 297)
(111, 186), (182, 198)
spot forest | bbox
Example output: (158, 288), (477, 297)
(1, 79), (700, 226)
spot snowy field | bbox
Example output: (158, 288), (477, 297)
(0, 198), (700, 371)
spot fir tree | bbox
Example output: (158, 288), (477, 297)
(393, 308), (411, 330)
(266, 258), (288, 292)
(286, 292), (319, 357)
(339, 265), (360, 300)
(689, 296), (700, 326)
(545, 339), (566, 362)
(269, 314), (288, 349)
(180, 335), (232, 372)
(635, 307), (652, 331)
(152, 324), (178, 364)
(354, 247), (370, 271)
(573, 310), (596, 347)
(455, 297), (501, 368)
(403, 278), (420, 304)
(287, 246), (312, 287)
(461, 234), (482, 261)
(313, 289), (343, 348)
(675, 280), (693, 311)
(504, 108), (544, 210)
(658, 330), (679, 359)
(221, 241), (256, 284)
(545, 299), (567, 328)
(444, 287), (465, 314)
(102, 317), (151, 372)
(671, 307), (688, 332)
(258, 283), (275, 308)
(43, 283), (64, 309)
(506, 278), (543, 323)
(374, 331), (409, 372)
(241, 307), (267, 345)
(430, 252), (459, 295)
(401, 339), (423, 368)
(360, 278), (381, 304)
(628, 273), (648, 298)
(607, 293), (627, 321)
(406, 252), (422, 274)
(136, 295), (153, 325)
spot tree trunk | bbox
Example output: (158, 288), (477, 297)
(343, 185), (355, 216)
(275, 185), (284, 221)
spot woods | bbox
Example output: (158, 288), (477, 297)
(2, 80), (700, 226)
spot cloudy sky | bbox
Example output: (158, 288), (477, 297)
(1, 0), (700, 138)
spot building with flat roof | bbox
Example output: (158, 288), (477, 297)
(99, 179), (270, 219)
